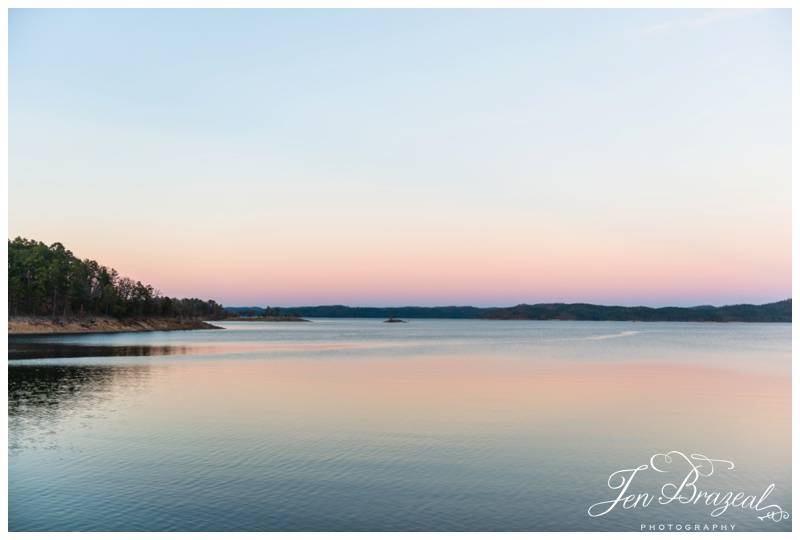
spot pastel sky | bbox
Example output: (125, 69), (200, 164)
(9, 9), (791, 307)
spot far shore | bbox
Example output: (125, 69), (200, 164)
(9, 316), (222, 336)
(221, 315), (309, 322)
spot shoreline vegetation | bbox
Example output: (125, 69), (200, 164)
(9, 316), (221, 335)
(227, 299), (791, 323)
(7, 238), (792, 336)
(9, 237), (227, 337)
(9, 237), (227, 321)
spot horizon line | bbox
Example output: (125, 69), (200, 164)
(225, 298), (792, 310)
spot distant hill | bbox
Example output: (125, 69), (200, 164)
(225, 299), (791, 322)
(481, 300), (791, 322)
(226, 305), (485, 319)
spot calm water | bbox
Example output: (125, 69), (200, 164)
(8, 320), (791, 531)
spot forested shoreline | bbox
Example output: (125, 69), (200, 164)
(227, 300), (792, 322)
(8, 237), (225, 320)
(8, 237), (790, 325)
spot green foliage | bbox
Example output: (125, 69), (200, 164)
(480, 301), (792, 322)
(8, 237), (225, 319)
(226, 301), (791, 322)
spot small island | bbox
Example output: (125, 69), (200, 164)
(384, 317), (407, 323)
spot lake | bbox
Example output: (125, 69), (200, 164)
(8, 320), (792, 531)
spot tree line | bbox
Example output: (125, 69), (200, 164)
(230, 300), (791, 322)
(8, 237), (226, 319)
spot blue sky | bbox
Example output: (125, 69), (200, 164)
(9, 9), (792, 307)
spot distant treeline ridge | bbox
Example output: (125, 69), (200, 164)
(227, 300), (791, 322)
(9, 237), (790, 323)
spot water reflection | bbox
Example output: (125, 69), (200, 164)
(9, 340), (191, 360)
(7, 321), (792, 531)
(9, 363), (152, 454)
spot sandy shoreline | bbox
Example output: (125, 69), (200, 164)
(8, 316), (222, 335)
